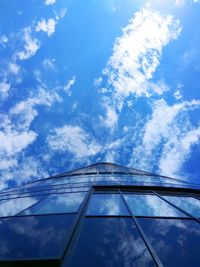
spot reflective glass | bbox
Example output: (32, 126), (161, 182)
(66, 218), (155, 267)
(53, 175), (120, 184)
(56, 187), (90, 193)
(86, 193), (129, 216)
(124, 194), (187, 217)
(163, 195), (200, 217)
(21, 192), (86, 215)
(0, 196), (41, 217)
(139, 218), (200, 267)
(0, 214), (74, 260)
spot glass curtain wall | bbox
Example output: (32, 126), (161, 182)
(0, 163), (200, 266)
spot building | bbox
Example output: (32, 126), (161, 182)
(0, 162), (200, 266)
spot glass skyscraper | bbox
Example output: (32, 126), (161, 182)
(0, 162), (200, 266)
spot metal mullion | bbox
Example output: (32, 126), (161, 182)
(185, 192), (200, 201)
(0, 189), (88, 202)
(119, 189), (163, 267)
(134, 215), (192, 219)
(85, 215), (132, 218)
(0, 212), (77, 220)
(60, 187), (94, 264)
(80, 168), (91, 175)
(152, 191), (200, 223)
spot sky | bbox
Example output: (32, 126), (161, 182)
(0, 0), (200, 189)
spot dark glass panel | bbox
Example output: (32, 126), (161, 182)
(66, 218), (155, 267)
(0, 196), (42, 217)
(0, 214), (74, 260)
(21, 192), (86, 215)
(163, 195), (200, 217)
(86, 193), (129, 216)
(124, 194), (187, 217)
(139, 218), (200, 267)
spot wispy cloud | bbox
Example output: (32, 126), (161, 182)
(130, 99), (200, 177)
(17, 27), (40, 60)
(0, 34), (8, 46)
(100, 104), (118, 129)
(98, 3), (181, 108)
(47, 125), (102, 160)
(42, 58), (56, 70)
(44, 0), (57, 6)
(0, 88), (61, 188)
(96, 3), (182, 130)
(64, 76), (76, 94)
(159, 126), (200, 177)
(10, 88), (61, 130)
(174, 89), (183, 100)
(35, 18), (57, 37)
(0, 113), (37, 170)
(0, 81), (11, 99)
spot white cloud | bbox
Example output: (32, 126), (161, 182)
(0, 157), (49, 189)
(0, 61), (21, 99)
(159, 126), (200, 177)
(94, 77), (103, 87)
(43, 58), (56, 70)
(64, 76), (76, 94)
(102, 3), (181, 102)
(35, 18), (57, 37)
(0, 85), (61, 188)
(44, 0), (57, 5)
(47, 125), (102, 160)
(0, 88), (61, 174)
(9, 62), (20, 75)
(17, 27), (40, 60)
(101, 105), (118, 129)
(142, 99), (200, 153)
(0, 129), (37, 157)
(56, 8), (67, 20)
(0, 113), (37, 173)
(0, 81), (11, 98)
(175, 0), (185, 6)
(10, 88), (61, 130)
(174, 89), (182, 100)
(130, 99), (200, 177)
(0, 34), (8, 45)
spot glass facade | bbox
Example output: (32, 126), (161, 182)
(0, 162), (200, 266)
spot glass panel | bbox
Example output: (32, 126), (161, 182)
(56, 187), (90, 193)
(0, 196), (41, 217)
(139, 218), (200, 267)
(21, 192), (86, 215)
(86, 193), (129, 216)
(52, 175), (119, 184)
(0, 214), (74, 260)
(65, 218), (155, 267)
(163, 195), (200, 217)
(124, 194), (187, 217)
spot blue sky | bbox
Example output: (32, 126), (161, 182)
(1, 0), (200, 189)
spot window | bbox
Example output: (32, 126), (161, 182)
(0, 196), (42, 217)
(86, 193), (129, 216)
(123, 193), (187, 217)
(162, 195), (200, 217)
(139, 218), (200, 267)
(66, 218), (155, 267)
(0, 214), (75, 261)
(21, 192), (86, 215)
